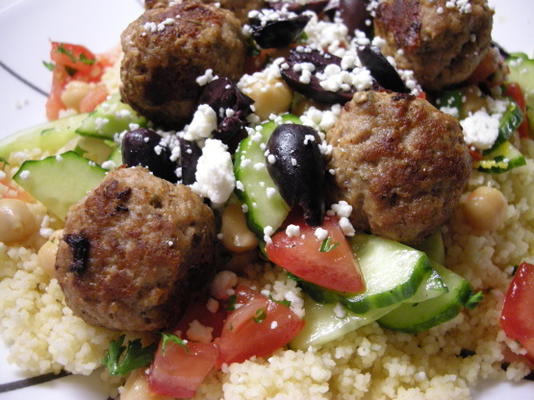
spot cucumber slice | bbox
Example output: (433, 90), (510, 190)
(507, 53), (534, 132)
(108, 146), (123, 166)
(74, 136), (114, 164)
(406, 269), (447, 303)
(234, 114), (299, 235)
(475, 140), (526, 173)
(488, 101), (523, 151)
(417, 231), (445, 264)
(13, 151), (106, 220)
(290, 295), (398, 350)
(341, 235), (431, 314)
(378, 263), (472, 333)
(435, 90), (463, 117)
(0, 113), (88, 160)
(76, 93), (147, 139)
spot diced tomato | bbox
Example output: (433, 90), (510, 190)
(0, 176), (34, 202)
(215, 285), (304, 366)
(265, 216), (365, 293)
(173, 298), (227, 339)
(469, 147), (483, 161)
(501, 262), (534, 362)
(79, 84), (108, 113)
(417, 91), (427, 100)
(467, 47), (503, 86)
(504, 83), (530, 138)
(51, 42), (98, 73)
(45, 41), (108, 120)
(148, 341), (219, 399)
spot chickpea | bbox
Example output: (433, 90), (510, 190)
(0, 199), (39, 243)
(241, 75), (292, 120)
(463, 186), (508, 232)
(60, 81), (92, 111)
(121, 369), (172, 400)
(37, 230), (62, 278)
(221, 203), (258, 253)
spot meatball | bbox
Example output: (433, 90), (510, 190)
(145, 0), (265, 23)
(120, 1), (246, 128)
(55, 167), (216, 331)
(327, 90), (471, 243)
(374, 0), (493, 90)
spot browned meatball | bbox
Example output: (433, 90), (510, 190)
(145, 0), (265, 23)
(121, 1), (246, 128)
(374, 0), (493, 90)
(327, 91), (471, 243)
(55, 167), (216, 331)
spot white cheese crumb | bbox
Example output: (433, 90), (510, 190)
(314, 227), (329, 241)
(266, 187), (276, 198)
(270, 321), (278, 329)
(460, 109), (500, 150)
(183, 104), (217, 141)
(196, 69), (219, 86)
(101, 160), (116, 170)
(18, 170), (30, 180)
(263, 225), (274, 245)
(285, 224), (301, 238)
(339, 217), (355, 237)
(190, 139), (235, 205)
(331, 201), (353, 218)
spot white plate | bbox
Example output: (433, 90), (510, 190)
(0, 0), (533, 399)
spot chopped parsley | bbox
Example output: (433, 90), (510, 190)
(42, 61), (55, 71)
(465, 291), (484, 310)
(252, 308), (267, 323)
(56, 44), (78, 63)
(102, 335), (156, 376)
(319, 237), (339, 252)
(225, 294), (237, 311)
(161, 332), (188, 353)
(269, 295), (291, 308)
(79, 52), (96, 65)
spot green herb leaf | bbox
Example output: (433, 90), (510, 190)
(465, 291), (484, 309)
(252, 308), (267, 323)
(42, 61), (55, 71)
(79, 53), (96, 65)
(161, 332), (188, 353)
(269, 295), (291, 308)
(102, 335), (157, 376)
(225, 294), (237, 311)
(319, 237), (339, 252)
(56, 44), (77, 63)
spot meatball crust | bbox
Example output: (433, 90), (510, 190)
(55, 167), (216, 331)
(327, 91), (471, 244)
(145, 0), (265, 23)
(374, 0), (493, 90)
(120, 1), (246, 128)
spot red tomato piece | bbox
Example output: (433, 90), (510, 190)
(148, 341), (218, 399)
(79, 85), (108, 113)
(51, 42), (97, 73)
(504, 83), (530, 138)
(265, 216), (364, 293)
(173, 298), (227, 340)
(215, 285), (304, 366)
(501, 262), (534, 362)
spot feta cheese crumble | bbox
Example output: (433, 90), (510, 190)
(183, 104), (217, 141)
(460, 109), (500, 150)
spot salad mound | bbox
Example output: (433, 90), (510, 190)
(1, 0), (533, 399)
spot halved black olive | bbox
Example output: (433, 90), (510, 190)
(250, 15), (310, 49)
(266, 124), (326, 226)
(280, 48), (354, 104)
(356, 46), (410, 93)
(179, 138), (202, 186)
(339, 0), (373, 36)
(198, 77), (253, 153)
(121, 128), (179, 183)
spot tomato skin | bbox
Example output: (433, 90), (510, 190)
(504, 83), (530, 138)
(265, 216), (364, 293)
(173, 298), (227, 339)
(79, 84), (108, 113)
(215, 285), (304, 366)
(148, 341), (219, 399)
(501, 262), (534, 362)
(50, 42), (97, 73)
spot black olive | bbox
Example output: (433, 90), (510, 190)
(324, 0), (339, 19)
(179, 138), (202, 185)
(266, 124), (326, 226)
(198, 77), (253, 153)
(356, 46), (410, 93)
(121, 128), (179, 183)
(250, 15), (310, 49)
(280, 48), (354, 104)
(339, 0), (373, 37)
